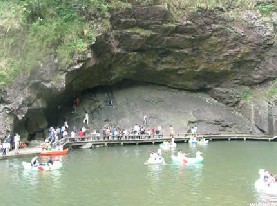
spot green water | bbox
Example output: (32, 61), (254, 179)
(1, 141), (277, 206)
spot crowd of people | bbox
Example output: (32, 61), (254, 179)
(44, 113), (201, 147)
(1, 133), (21, 156)
(45, 122), (165, 146)
(0, 110), (200, 156)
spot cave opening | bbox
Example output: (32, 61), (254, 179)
(12, 80), (258, 142)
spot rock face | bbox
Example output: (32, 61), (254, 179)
(0, 4), (277, 139)
(69, 83), (256, 135)
(68, 5), (277, 92)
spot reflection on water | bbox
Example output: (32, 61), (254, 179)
(146, 164), (165, 196)
(22, 169), (62, 186)
(255, 192), (277, 203)
(146, 164), (164, 183)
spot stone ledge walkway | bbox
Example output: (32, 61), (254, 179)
(0, 146), (42, 160)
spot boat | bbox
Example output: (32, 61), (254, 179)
(80, 143), (93, 149)
(171, 154), (188, 165)
(172, 151), (203, 165)
(159, 141), (176, 151)
(198, 138), (209, 145)
(145, 149), (165, 165)
(255, 169), (277, 194)
(40, 148), (69, 156)
(186, 151), (203, 164)
(188, 139), (197, 144)
(145, 155), (165, 165)
(22, 161), (62, 171)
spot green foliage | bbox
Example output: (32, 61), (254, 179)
(128, 27), (155, 36)
(256, 3), (277, 15)
(0, 0), (108, 88)
(115, 0), (258, 20)
(109, 0), (132, 8)
(267, 79), (277, 98)
(242, 90), (252, 100)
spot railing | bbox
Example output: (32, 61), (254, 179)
(63, 134), (166, 143)
(53, 133), (272, 148)
(59, 133), (201, 144)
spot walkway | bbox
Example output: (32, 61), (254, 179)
(61, 133), (275, 149)
(1, 133), (275, 160)
(0, 146), (42, 160)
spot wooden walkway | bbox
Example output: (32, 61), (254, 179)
(61, 133), (276, 149)
(0, 134), (276, 160)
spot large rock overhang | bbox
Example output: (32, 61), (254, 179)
(2, 4), (277, 139)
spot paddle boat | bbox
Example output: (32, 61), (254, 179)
(171, 150), (188, 165)
(186, 151), (203, 164)
(188, 136), (197, 144)
(40, 148), (69, 156)
(188, 139), (197, 144)
(145, 149), (165, 165)
(198, 138), (209, 145)
(22, 161), (62, 171)
(172, 151), (203, 165)
(159, 138), (176, 151)
(255, 169), (277, 194)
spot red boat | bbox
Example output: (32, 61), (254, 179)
(40, 148), (69, 156)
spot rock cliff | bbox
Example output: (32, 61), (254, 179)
(1, 3), (277, 140)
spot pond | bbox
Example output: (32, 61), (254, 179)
(1, 141), (277, 206)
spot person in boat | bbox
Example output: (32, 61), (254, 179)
(47, 157), (54, 165)
(177, 150), (182, 157)
(31, 156), (39, 166)
(263, 170), (276, 186)
(150, 151), (160, 160)
(157, 149), (162, 156)
(177, 150), (187, 160)
(150, 151), (156, 158)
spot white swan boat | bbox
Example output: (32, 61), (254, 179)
(186, 152), (203, 164)
(22, 161), (62, 171)
(145, 149), (165, 165)
(171, 154), (188, 165)
(188, 139), (197, 144)
(198, 139), (209, 145)
(172, 151), (203, 165)
(144, 156), (165, 165)
(159, 141), (176, 150)
(255, 169), (277, 194)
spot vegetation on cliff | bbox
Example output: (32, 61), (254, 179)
(0, 0), (108, 87)
(0, 0), (276, 89)
(114, 0), (276, 14)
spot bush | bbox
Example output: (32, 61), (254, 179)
(0, 0), (108, 87)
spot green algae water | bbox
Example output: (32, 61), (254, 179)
(1, 141), (277, 206)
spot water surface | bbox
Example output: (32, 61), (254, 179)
(1, 141), (277, 206)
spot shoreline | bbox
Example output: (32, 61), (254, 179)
(1, 133), (276, 160)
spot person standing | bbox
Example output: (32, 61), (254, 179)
(81, 126), (87, 136)
(14, 133), (20, 154)
(83, 112), (89, 125)
(64, 121), (69, 130)
(143, 115), (148, 126)
(5, 134), (11, 155)
(169, 125), (175, 138)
